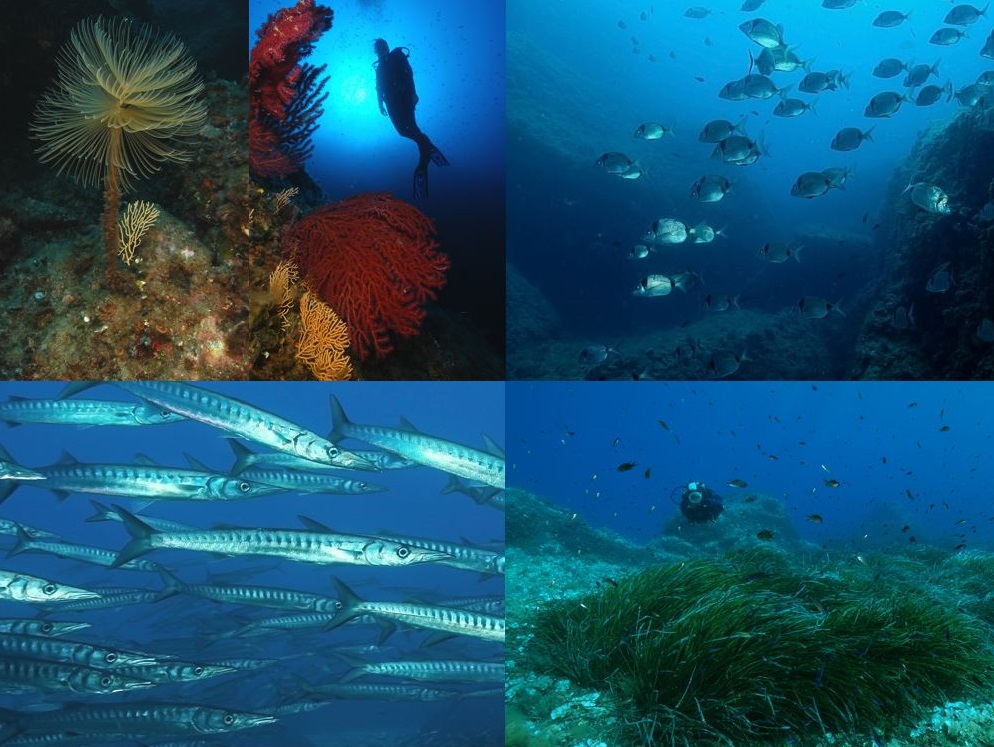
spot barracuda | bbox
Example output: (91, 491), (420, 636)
(224, 611), (383, 639)
(0, 702), (276, 744)
(0, 458), (44, 482)
(0, 519), (60, 540)
(338, 657), (504, 684)
(104, 382), (375, 470)
(0, 633), (157, 669)
(9, 525), (161, 572)
(39, 587), (160, 613)
(226, 438), (414, 475)
(0, 396), (184, 427)
(0, 619), (91, 638)
(299, 516), (502, 575)
(0, 569), (101, 603)
(185, 451), (385, 496)
(0, 658), (153, 695)
(328, 578), (505, 642)
(115, 660), (237, 684)
(158, 568), (340, 612)
(0, 446), (286, 504)
(112, 507), (453, 568)
(329, 395), (505, 489)
(300, 681), (459, 701)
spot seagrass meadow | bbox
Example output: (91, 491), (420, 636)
(505, 490), (994, 747)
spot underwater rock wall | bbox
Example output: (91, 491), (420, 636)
(852, 111), (994, 379)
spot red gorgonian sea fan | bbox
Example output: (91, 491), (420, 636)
(287, 193), (450, 359)
(249, 0), (332, 179)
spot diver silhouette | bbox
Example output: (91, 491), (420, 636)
(373, 37), (448, 198)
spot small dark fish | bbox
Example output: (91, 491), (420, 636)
(806, 514), (824, 524)
(901, 525), (910, 533)
(728, 479), (748, 488)
(824, 479), (841, 488)
(617, 462), (637, 472)
(611, 436), (620, 446)
(939, 425), (950, 432)
(956, 518), (966, 525)
(955, 543), (967, 551)
(603, 577), (619, 588)
(908, 402), (918, 408)
(644, 467), (651, 479)
(909, 536), (917, 543)
(872, 223), (881, 231)
(757, 529), (775, 541)
(657, 419), (670, 431)
(906, 489), (914, 500)
(618, 20), (628, 29)
(744, 496), (757, 503)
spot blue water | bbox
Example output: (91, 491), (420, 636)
(0, 382), (504, 746)
(250, 0), (507, 359)
(507, 0), (993, 369)
(508, 381), (994, 552)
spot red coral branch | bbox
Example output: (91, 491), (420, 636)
(287, 193), (450, 359)
(249, 0), (333, 179)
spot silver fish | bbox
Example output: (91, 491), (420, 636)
(685, 6), (711, 19)
(633, 122), (672, 140)
(329, 395), (504, 489)
(741, 0), (765, 9)
(892, 305), (916, 330)
(930, 27), (967, 45)
(944, 3), (988, 25)
(157, 568), (339, 612)
(904, 60), (940, 88)
(0, 659), (152, 695)
(0, 619), (91, 638)
(224, 439), (412, 475)
(0, 569), (100, 603)
(628, 243), (651, 260)
(86, 500), (199, 532)
(791, 171), (833, 198)
(873, 58), (908, 78)
(578, 345), (616, 364)
(112, 508), (452, 568)
(698, 118), (746, 143)
(873, 10), (911, 27)
(8, 525), (161, 572)
(739, 18), (784, 48)
(702, 294), (740, 312)
(116, 660), (237, 684)
(773, 98), (815, 117)
(915, 81), (952, 106)
(337, 657), (504, 684)
(905, 182), (951, 214)
(0, 397), (184, 428)
(688, 221), (723, 243)
(822, 166), (855, 190)
(690, 175), (732, 202)
(830, 126), (874, 151)
(0, 447), (284, 504)
(797, 296), (845, 319)
(926, 262), (953, 293)
(707, 352), (748, 379)
(650, 218), (688, 244)
(864, 91), (909, 117)
(983, 30), (994, 59)
(595, 152), (635, 174)
(328, 578), (505, 642)
(0, 632), (156, 669)
(759, 242), (804, 263)
(633, 274), (673, 297)
(97, 382), (375, 470)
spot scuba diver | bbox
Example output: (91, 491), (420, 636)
(678, 480), (725, 524)
(373, 38), (449, 198)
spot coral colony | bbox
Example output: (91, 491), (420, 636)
(249, 0), (333, 179)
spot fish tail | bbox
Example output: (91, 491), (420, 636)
(7, 524), (33, 558)
(328, 395), (352, 444)
(326, 577), (364, 631)
(156, 567), (185, 600)
(441, 473), (465, 495)
(331, 652), (368, 683)
(85, 499), (113, 523)
(112, 505), (158, 567)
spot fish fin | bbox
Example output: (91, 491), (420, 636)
(85, 499), (112, 522)
(225, 438), (255, 475)
(7, 524), (34, 558)
(793, 244), (805, 263)
(337, 667), (366, 684)
(55, 382), (97, 400)
(441, 473), (466, 495)
(52, 490), (72, 503)
(156, 567), (185, 599)
(112, 505), (158, 567)
(298, 515), (334, 533)
(55, 450), (79, 466)
(326, 578), (364, 631)
(398, 416), (421, 432)
(0, 482), (15, 506)
(133, 453), (157, 467)
(421, 631), (457, 648)
(833, 299), (847, 317)
(2, 422), (20, 428)
(327, 395), (351, 444)
(481, 434), (504, 458)
(183, 452), (212, 472)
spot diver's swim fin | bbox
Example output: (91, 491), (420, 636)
(430, 146), (449, 167)
(414, 169), (428, 199)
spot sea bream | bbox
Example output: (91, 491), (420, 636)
(944, 3), (988, 25)
(328, 395), (505, 489)
(873, 10), (911, 27)
(690, 175), (732, 202)
(633, 122), (673, 139)
(790, 171), (833, 198)
(649, 218), (689, 244)
(759, 241), (804, 262)
(830, 126), (874, 151)
(930, 28), (967, 45)
(633, 274), (674, 298)
(698, 118), (746, 143)
(796, 297), (845, 319)
(864, 91), (910, 117)
(915, 81), (953, 106)
(739, 18), (785, 48)
(904, 61), (940, 88)
(904, 181), (952, 214)
(873, 58), (908, 78)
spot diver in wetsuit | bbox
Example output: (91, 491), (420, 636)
(374, 37), (449, 198)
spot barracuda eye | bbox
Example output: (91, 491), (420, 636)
(42, 583), (56, 595)
(194, 666), (204, 676)
(101, 675), (112, 687)
(223, 714), (235, 725)
(105, 652), (117, 663)
(238, 482), (251, 493)
(397, 546), (410, 559)
(41, 622), (53, 633)
(326, 445), (340, 459)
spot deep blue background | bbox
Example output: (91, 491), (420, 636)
(0, 382), (504, 745)
(507, 381), (994, 554)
